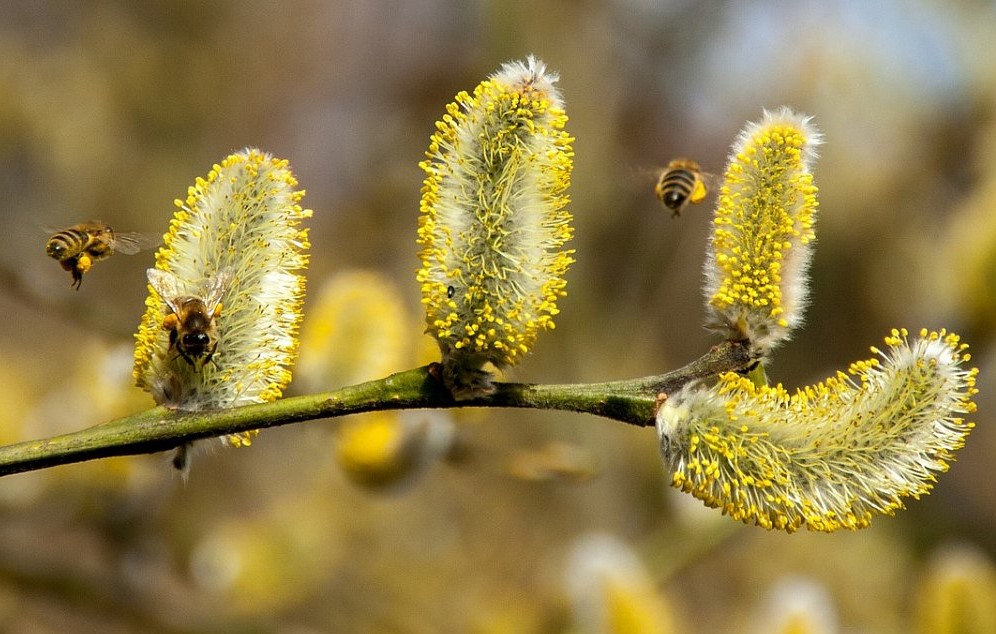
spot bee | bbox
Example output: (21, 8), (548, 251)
(147, 268), (230, 368)
(654, 159), (711, 217)
(45, 221), (154, 289)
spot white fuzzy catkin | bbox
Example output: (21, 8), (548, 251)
(416, 56), (574, 399)
(657, 329), (978, 532)
(704, 107), (822, 353)
(133, 149), (310, 464)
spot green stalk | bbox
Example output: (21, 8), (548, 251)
(0, 341), (752, 477)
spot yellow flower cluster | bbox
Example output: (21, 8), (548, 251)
(416, 56), (574, 399)
(705, 108), (821, 352)
(657, 329), (978, 532)
(133, 149), (310, 465)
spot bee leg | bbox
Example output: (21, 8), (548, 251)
(172, 443), (192, 480)
(195, 346), (220, 371)
(162, 314), (179, 332)
(179, 350), (199, 369)
(60, 257), (83, 289)
(69, 254), (93, 290)
(77, 252), (93, 273)
(689, 180), (708, 204)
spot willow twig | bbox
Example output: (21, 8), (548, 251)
(0, 341), (752, 477)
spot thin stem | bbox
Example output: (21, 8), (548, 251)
(0, 341), (752, 477)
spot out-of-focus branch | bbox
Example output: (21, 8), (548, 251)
(0, 341), (753, 477)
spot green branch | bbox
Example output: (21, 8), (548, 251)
(0, 341), (752, 477)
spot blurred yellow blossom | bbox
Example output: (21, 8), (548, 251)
(566, 533), (678, 634)
(296, 269), (409, 392)
(914, 544), (996, 634)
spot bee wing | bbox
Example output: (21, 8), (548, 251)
(624, 164), (666, 189)
(111, 231), (159, 255)
(202, 268), (232, 316)
(699, 170), (721, 193)
(146, 268), (183, 313)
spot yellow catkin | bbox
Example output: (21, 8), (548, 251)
(416, 56), (574, 399)
(704, 108), (821, 353)
(657, 329), (978, 533)
(133, 149), (311, 466)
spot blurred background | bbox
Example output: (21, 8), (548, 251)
(2, 0), (995, 631)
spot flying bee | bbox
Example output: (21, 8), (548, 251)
(45, 222), (155, 289)
(147, 268), (231, 368)
(654, 159), (712, 217)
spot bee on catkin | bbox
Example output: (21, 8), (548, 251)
(147, 268), (230, 368)
(133, 149), (311, 475)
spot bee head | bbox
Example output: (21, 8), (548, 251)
(182, 332), (211, 347)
